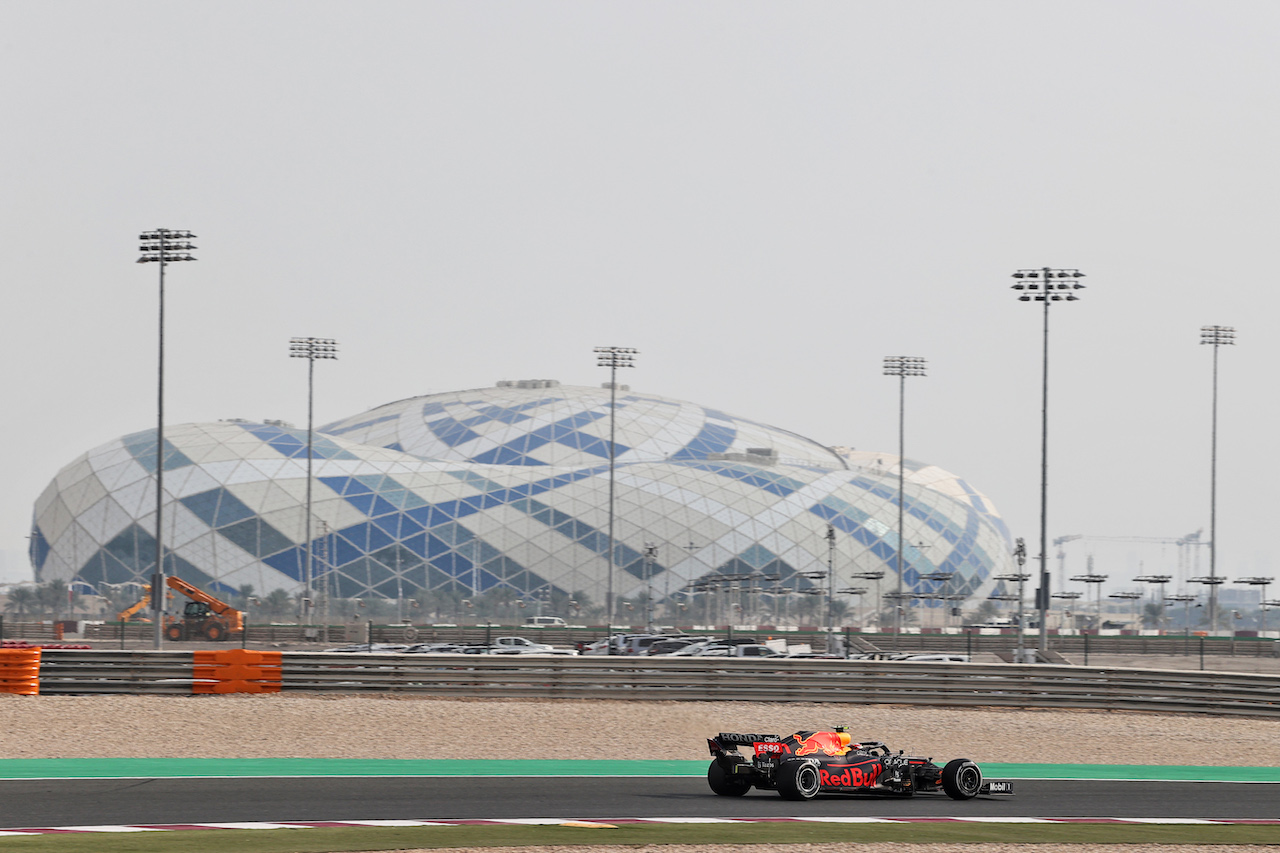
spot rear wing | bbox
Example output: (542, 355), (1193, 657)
(708, 732), (780, 755)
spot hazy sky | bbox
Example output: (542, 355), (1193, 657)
(3, 2), (1277, 598)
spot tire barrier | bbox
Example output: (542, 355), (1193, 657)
(192, 649), (282, 695)
(0, 648), (41, 695)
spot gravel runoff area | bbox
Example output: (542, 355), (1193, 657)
(4, 691), (1280, 765)
(6, 658), (1279, 851)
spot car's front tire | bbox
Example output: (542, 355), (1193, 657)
(776, 761), (821, 801)
(707, 760), (751, 796)
(941, 758), (982, 800)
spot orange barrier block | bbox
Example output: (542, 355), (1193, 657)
(199, 680), (280, 694)
(0, 648), (41, 695)
(193, 649), (282, 695)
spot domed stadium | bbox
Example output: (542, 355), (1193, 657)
(30, 381), (1013, 621)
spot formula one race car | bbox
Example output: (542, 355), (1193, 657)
(706, 728), (1012, 801)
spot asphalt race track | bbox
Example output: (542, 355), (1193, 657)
(1, 777), (1277, 828)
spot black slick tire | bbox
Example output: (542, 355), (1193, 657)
(776, 761), (821, 801)
(942, 758), (982, 800)
(707, 760), (751, 796)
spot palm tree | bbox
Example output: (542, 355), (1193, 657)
(477, 586), (517, 622)
(260, 588), (293, 620)
(567, 589), (600, 623)
(966, 599), (1001, 627)
(233, 584), (255, 609)
(5, 586), (38, 618)
(38, 580), (70, 620)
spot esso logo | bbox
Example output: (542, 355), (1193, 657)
(754, 742), (784, 756)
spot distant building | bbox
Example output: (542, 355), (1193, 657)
(31, 382), (1012, 608)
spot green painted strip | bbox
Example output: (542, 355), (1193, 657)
(0, 758), (700, 779)
(0, 758), (1276, 783)
(984, 763), (1280, 783)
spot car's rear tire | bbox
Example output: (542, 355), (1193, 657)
(707, 760), (751, 796)
(942, 758), (982, 800)
(777, 761), (821, 801)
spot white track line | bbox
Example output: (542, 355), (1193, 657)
(0, 817), (1274, 835)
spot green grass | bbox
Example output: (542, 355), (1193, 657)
(1, 822), (1279, 852)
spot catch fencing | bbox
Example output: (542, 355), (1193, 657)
(24, 649), (1280, 718)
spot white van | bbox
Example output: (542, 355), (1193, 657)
(524, 616), (567, 628)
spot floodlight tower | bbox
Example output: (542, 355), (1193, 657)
(594, 346), (637, 651)
(1071, 568), (1108, 630)
(1237, 577), (1274, 633)
(1108, 590), (1142, 632)
(852, 570), (885, 630)
(1135, 574), (1172, 633)
(290, 337), (338, 626)
(642, 542), (659, 631)
(1009, 267), (1086, 651)
(994, 538), (1031, 661)
(1164, 593), (1197, 646)
(1201, 325), (1235, 633)
(883, 355), (926, 647)
(137, 228), (197, 650)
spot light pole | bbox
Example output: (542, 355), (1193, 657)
(920, 571), (955, 630)
(1135, 574), (1172, 633)
(994, 538), (1030, 661)
(825, 525), (837, 652)
(883, 355), (926, 648)
(1164, 593), (1196, 651)
(1071, 567), (1108, 631)
(643, 542), (658, 631)
(1108, 591), (1142, 631)
(1237, 577), (1273, 634)
(1010, 267), (1086, 651)
(1201, 325), (1234, 633)
(852, 570), (884, 631)
(290, 337), (338, 627)
(594, 346), (637, 652)
(137, 228), (197, 650)
(1051, 591), (1082, 631)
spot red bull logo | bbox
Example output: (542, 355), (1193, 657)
(793, 731), (852, 757)
(819, 763), (880, 789)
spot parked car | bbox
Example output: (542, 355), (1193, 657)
(694, 643), (784, 657)
(489, 636), (576, 655)
(647, 636), (711, 655)
(321, 643), (409, 653)
(581, 633), (672, 655)
(887, 653), (971, 662)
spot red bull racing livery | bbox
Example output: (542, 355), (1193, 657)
(706, 728), (1012, 801)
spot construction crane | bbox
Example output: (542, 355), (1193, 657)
(162, 577), (244, 642)
(116, 586), (155, 623)
(1053, 531), (1206, 592)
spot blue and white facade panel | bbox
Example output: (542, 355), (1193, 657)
(31, 383), (1013, 611)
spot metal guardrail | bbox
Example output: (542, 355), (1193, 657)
(38, 651), (195, 695)
(24, 621), (1280, 658)
(32, 650), (1280, 717)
